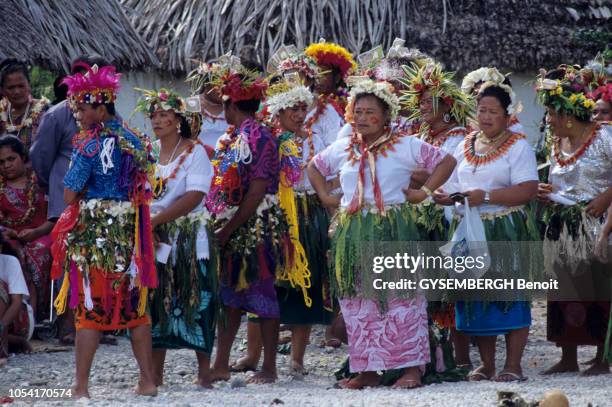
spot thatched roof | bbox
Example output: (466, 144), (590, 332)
(0, 0), (159, 73)
(121, 0), (610, 74)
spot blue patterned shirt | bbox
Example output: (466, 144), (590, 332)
(63, 119), (143, 201)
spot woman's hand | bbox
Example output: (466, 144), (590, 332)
(409, 168), (430, 190)
(17, 228), (39, 242)
(321, 193), (341, 209)
(586, 192), (612, 218)
(403, 188), (428, 204)
(215, 227), (231, 248)
(464, 189), (485, 206)
(1, 228), (18, 240)
(537, 183), (553, 204)
(433, 190), (454, 206)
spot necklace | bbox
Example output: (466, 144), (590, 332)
(553, 123), (599, 167)
(159, 137), (183, 166)
(7, 100), (31, 139)
(153, 139), (201, 199)
(422, 125), (464, 147)
(465, 131), (524, 172)
(0, 171), (37, 227)
(477, 129), (508, 145)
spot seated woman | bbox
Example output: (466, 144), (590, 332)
(0, 233), (33, 362)
(0, 135), (53, 321)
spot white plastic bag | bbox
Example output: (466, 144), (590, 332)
(439, 198), (491, 279)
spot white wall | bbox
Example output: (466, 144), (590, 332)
(115, 71), (192, 136)
(510, 73), (545, 147)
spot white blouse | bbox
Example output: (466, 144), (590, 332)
(313, 134), (447, 208)
(449, 136), (538, 215)
(198, 110), (229, 148)
(152, 142), (213, 259)
(306, 103), (345, 147)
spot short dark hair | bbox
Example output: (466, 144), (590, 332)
(477, 85), (511, 115)
(179, 116), (192, 139)
(0, 134), (28, 162)
(225, 98), (261, 115)
(0, 59), (30, 88)
(70, 54), (110, 74)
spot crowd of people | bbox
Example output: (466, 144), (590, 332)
(0, 39), (610, 399)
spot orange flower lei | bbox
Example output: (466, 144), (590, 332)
(153, 139), (204, 199)
(0, 171), (38, 227)
(553, 123), (599, 167)
(346, 129), (401, 164)
(422, 126), (465, 148)
(463, 130), (524, 168)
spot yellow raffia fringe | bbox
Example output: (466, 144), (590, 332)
(236, 257), (249, 291)
(54, 271), (70, 315)
(277, 175), (312, 307)
(137, 287), (148, 316)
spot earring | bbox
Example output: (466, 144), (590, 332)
(443, 113), (451, 123)
(565, 120), (573, 129)
(177, 124), (181, 134)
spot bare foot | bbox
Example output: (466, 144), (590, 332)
(247, 370), (277, 384)
(134, 381), (157, 396)
(468, 365), (495, 382)
(210, 368), (231, 382)
(581, 362), (610, 376)
(196, 377), (214, 388)
(230, 356), (257, 372)
(338, 372), (380, 389)
(290, 360), (308, 375)
(392, 367), (422, 389)
(71, 386), (90, 399)
(540, 360), (579, 375)
(495, 369), (527, 382)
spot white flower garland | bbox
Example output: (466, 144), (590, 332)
(347, 78), (400, 120)
(264, 85), (314, 116)
(478, 81), (521, 116)
(461, 67), (506, 94)
(0, 97), (49, 133)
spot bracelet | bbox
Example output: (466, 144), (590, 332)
(420, 185), (433, 197)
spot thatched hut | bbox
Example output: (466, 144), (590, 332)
(121, 0), (610, 141)
(0, 0), (166, 130)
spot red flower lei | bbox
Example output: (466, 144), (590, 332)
(553, 123), (600, 167)
(422, 126), (465, 147)
(0, 171), (38, 227)
(463, 131), (524, 168)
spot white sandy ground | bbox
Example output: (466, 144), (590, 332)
(0, 301), (610, 407)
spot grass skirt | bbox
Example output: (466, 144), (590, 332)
(277, 193), (333, 325)
(150, 217), (216, 353)
(451, 208), (539, 336)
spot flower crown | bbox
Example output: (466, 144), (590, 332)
(461, 67), (507, 94)
(345, 77), (400, 121)
(210, 65), (268, 103)
(62, 63), (120, 104)
(478, 81), (521, 116)
(264, 80), (314, 116)
(278, 54), (320, 80)
(536, 67), (596, 121)
(589, 83), (612, 104)
(135, 88), (186, 115)
(400, 63), (474, 126)
(304, 41), (356, 79)
(186, 61), (223, 94)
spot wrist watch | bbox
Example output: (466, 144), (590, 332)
(420, 185), (433, 197)
(484, 191), (491, 204)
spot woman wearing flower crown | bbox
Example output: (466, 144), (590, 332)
(206, 65), (291, 384)
(308, 78), (457, 389)
(51, 64), (158, 397)
(134, 88), (217, 387)
(434, 83), (539, 382)
(461, 67), (525, 136)
(401, 62), (475, 375)
(304, 42), (352, 145)
(0, 60), (49, 151)
(536, 67), (612, 376)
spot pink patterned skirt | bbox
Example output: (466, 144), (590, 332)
(339, 296), (430, 373)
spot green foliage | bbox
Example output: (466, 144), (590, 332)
(571, 29), (612, 47)
(29, 66), (55, 100)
